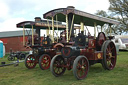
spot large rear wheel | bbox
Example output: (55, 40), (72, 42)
(39, 54), (51, 70)
(25, 54), (37, 69)
(50, 55), (66, 77)
(101, 40), (117, 70)
(73, 56), (89, 80)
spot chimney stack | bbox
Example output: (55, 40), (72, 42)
(34, 17), (41, 22)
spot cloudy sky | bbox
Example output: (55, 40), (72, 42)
(0, 0), (110, 32)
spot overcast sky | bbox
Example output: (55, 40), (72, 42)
(0, 0), (110, 32)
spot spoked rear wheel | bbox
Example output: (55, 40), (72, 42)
(102, 40), (117, 70)
(39, 54), (51, 70)
(73, 56), (89, 80)
(50, 55), (66, 77)
(25, 54), (37, 69)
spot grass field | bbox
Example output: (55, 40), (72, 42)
(0, 51), (128, 85)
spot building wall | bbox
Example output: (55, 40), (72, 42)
(0, 36), (43, 53)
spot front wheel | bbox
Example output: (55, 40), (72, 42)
(25, 54), (37, 69)
(73, 56), (89, 80)
(50, 55), (66, 77)
(39, 54), (51, 70)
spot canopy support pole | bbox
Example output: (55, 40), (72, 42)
(101, 26), (103, 32)
(23, 26), (25, 46)
(96, 26), (99, 33)
(66, 15), (69, 42)
(32, 25), (34, 46)
(69, 14), (74, 40)
(46, 29), (49, 36)
(80, 22), (84, 34)
(56, 15), (59, 42)
(94, 22), (97, 39)
(110, 25), (112, 36)
(74, 29), (77, 37)
(47, 19), (51, 35)
(52, 17), (54, 43)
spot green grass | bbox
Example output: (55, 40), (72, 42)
(0, 51), (128, 85)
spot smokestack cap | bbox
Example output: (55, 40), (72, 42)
(67, 6), (75, 9)
(34, 17), (41, 22)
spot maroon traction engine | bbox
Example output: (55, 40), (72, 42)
(17, 19), (80, 70)
(43, 6), (120, 80)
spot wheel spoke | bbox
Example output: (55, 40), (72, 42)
(107, 56), (112, 61)
(110, 63), (113, 67)
(110, 46), (114, 51)
(53, 66), (56, 70)
(55, 68), (58, 73)
(58, 68), (61, 74)
(30, 63), (32, 67)
(78, 61), (82, 67)
(57, 68), (59, 73)
(108, 45), (111, 51)
(77, 69), (82, 77)
(82, 60), (85, 65)
(111, 56), (115, 58)
(106, 48), (110, 55)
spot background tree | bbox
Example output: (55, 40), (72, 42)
(109, 0), (128, 34)
(95, 0), (128, 35)
(95, 10), (119, 35)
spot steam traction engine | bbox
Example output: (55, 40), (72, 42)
(43, 6), (119, 80)
(17, 18), (80, 70)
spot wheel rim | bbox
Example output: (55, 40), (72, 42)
(25, 55), (36, 69)
(76, 57), (89, 79)
(105, 42), (116, 70)
(40, 54), (51, 70)
(53, 56), (65, 76)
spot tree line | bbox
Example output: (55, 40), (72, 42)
(95, 0), (128, 35)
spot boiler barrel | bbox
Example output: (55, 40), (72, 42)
(61, 47), (80, 58)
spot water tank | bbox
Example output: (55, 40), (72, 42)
(0, 40), (3, 58)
